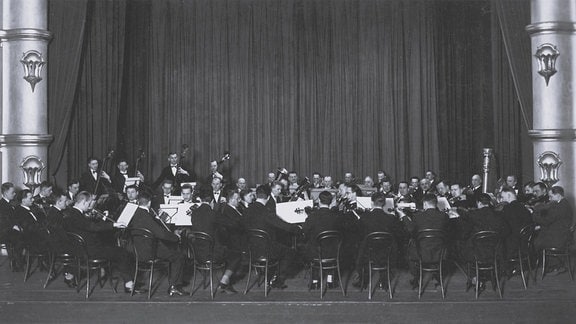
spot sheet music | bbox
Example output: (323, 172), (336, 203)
(124, 177), (141, 188)
(162, 203), (193, 226)
(309, 188), (338, 202)
(276, 200), (313, 224)
(356, 197), (372, 209)
(384, 198), (395, 214)
(116, 202), (139, 226)
(167, 196), (183, 204)
(437, 197), (451, 211)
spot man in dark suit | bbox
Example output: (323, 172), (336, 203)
(33, 181), (54, 211)
(243, 185), (300, 289)
(15, 189), (50, 253)
(0, 182), (24, 270)
(66, 179), (80, 206)
(79, 157), (113, 196)
(152, 152), (194, 195)
(151, 180), (173, 211)
(63, 191), (140, 293)
(111, 158), (145, 194)
(470, 174), (483, 204)
(210, 177), (226, 213)
(301, 191), (340, 289)
(400, 194), (449, 287)
(128, 192), (187, 296)
(533, 186), (574, 274)
(497, 188), (533, 260)
(45, 191), (76, 287)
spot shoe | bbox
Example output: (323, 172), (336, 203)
(219, 283), (238, 294)
(168, 285), (188, 296)
(64, 277), (77, 288)
(124, 287), (147, 294)
(269, 276), (287, 289)
(549, 267), (567, 276)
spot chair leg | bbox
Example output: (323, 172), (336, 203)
(439, 260), (445, 299)
(494, 260), (502, 299)
(418, 261), (423, 299)
(566, 255), (574, 281)
(23, 250), (31, 282)
(244, 259), (252, 295)
(526, 254), (534, 285)
(190, 265), (197, 296)
(43, 253), (55, 289)
(541, 250), (546, 281)
(368, 263), (372, 300)
(337, 259), (345, 297)
(519, 251), (527, 290)
(148, 262), (154, 300)
(108, 262), (116, 293)
(209, 265), (214, 300)
(387, 258), (393, 299)
(475, 261), (480, 300)
(76, 259), (81, 294)
(86, 261), (91, 299)
(264, 262), (269, 297)
(131, 262), (139, 297)
(319, 261), (324, 299)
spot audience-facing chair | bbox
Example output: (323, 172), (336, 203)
(363, 231), (394, 300)
(416, 229), (447, 299)
(128, 228), (171, 299)
(540, 247), (573, 281)
(66, 232), (117, 299)
(244, 229), (279, 297)
(470, 231), (502, 299)
(311, 230), (345, 299)
(187, 231), (225, 299)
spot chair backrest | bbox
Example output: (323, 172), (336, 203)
(416, 229), (446, 262)
(315, 230), (342, 260)
(518, 224), (535, 252)
(246, 229), (273, 261)
(65, 231), (88, 257)
(128, 227), (158, 261)
(186, 231), (215, 263)
(471, 230), (501, 261)
(365, 231), (394, 262)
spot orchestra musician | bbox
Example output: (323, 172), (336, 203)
(311, 172), (323, 189)
(33, 181), (54, 211)
(152, 152), (194, 195)
(469, 174), (483, 204)
(112, 184), (139, 220)
(321, 175), (336, 189)
(435, 180), (451, 199)
(0, 182), (24, 270)
(395, 181), (415, 204)
(63, 191), (141, 294)
(449, 183), (475, 209)
(179, 184), (196, 204)
(243, 185), (300, 289)
(238, 189), (254, 215)
(337, 184), (363, 270)
(497, 188), (533, 268)
(111, 158), (144, 194)
(235, 178), (248, 193)
(409, 177), (423, 202)
(66, 179), (80, 205)
(205, 160), (224, 186)
(210, 177), (226, 212)
(79, 157), (112, 196)
(528, 182), (549, 207)
(15, 189), (50, 254)
(128, 192), (188, 296)
(151, 180), (174, 211)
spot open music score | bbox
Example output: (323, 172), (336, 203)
(167, 196), (183, 204)
(276, 200), (313, 224)
(124, 177), (141, 191)
(309, 188), (338, 202)
(437, 197), (451, 212)
(116, 202), (139, 226)
(159, 203), (193, 226)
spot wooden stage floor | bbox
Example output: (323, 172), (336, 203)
(0, 254), (575, 323)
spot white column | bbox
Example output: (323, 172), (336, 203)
(0, 0), (52, 189)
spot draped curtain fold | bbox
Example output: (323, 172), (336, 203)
(48, 0), (531, 188)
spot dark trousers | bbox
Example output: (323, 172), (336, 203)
(157, 244), (185, 286)
(89, 246), (134, 282)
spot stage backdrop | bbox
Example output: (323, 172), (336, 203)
(48, 0), (532, 189)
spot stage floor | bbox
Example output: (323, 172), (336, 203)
(0, 255), (575, 323)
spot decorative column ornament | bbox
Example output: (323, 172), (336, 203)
(19, 155), (45, 192)
(481, 148), (493, 193)
(537, 151), (562, 188)
(534, 43), (560, 86)
(20, 50), (45, 92)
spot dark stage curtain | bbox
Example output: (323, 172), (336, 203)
(48, 0), (531, 189)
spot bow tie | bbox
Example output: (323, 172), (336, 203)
(121, 172), (127, 175)
(92, 170), (97, 174)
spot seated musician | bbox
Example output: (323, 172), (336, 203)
(33, 180), (54, 211)
(457, 193), (510, 288)
(210, 177), (226, 212)
(497, 188), (533, 274)
(532, 186), (574, 275)
(519, 181), (535, 203)
(16, 189), (50, 254)
(151, 180), (173, 211)
(79, 156), (112, 196)
(311, 172), (323, 189)
(399, 194), (449, 288)
(128, 191), (187, 296)
(111, 158), (144, 194)
(45, 191), (76, 287)
(179, 184), (196, 204)
(113, 185), (139, 221)
(243, 185), (300, 289)
(0, 182), (24, 270)
(216, 191), (246, 294)
(63, 191), (141, 293)
(265, 181), (283, 212)
(352, 192), (403, 288)
(409, 177), (423, 202)
(301, 190), (341, 289)
(395, 181), (415, 204)
(321, 176), (336, 189)
(151, 152), (194, 195)
(529, 182), (549, 207)
(363, 176), (375, 188)
(235, 177), (248, 193)
(449, 183), (475, 209)
(336, 184), (363, 270)
(188, 189), (242, 294)
(379, 179), (395, 198)
(435, 180), (451, 199)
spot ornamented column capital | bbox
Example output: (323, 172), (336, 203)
(0, 28), (52, 42)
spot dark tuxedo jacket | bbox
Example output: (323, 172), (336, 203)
(243, 201), (295, 243)
(79, 170), (112, 196)
(45, 206), (72, 253)
(63, 207), (115, 255)
(128, 207), (179, 260)
(217, 204), (245, 250)
(0, 198), (17, 237)
(151, 193), (172, 211)
(533, 199), (573, 249)
(460, 207), (510, 261)
(15, 205), (49, 249)
(111, 171), (132, 193)
(301, 207), (340, 259)
(152, 165), (195, 194)
(499, 200), (533, 256)
(403, 208), (449, 262)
